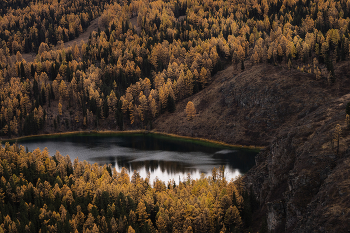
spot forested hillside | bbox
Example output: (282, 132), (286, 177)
(1, 0), (350, 231)
(0, 0), (113, 54)
(1, 0), (350, 137)
(0, 142), (257, 232)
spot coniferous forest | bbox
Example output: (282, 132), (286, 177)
(1, 0), (350, 231)
(0, 142), (258, 232)
(0, 0), (349, 136)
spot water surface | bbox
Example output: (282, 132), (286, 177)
(15, 133), (258, 184)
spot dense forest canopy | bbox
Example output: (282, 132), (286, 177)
(0, 142), (258, 232)
(0, 0), (113, 53)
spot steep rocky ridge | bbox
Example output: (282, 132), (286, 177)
(154, 62), (350, 231)
(246, 92), (350, 232)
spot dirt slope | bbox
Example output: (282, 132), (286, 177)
(154, 63), (349, 147)
(154, 62), (350, 231)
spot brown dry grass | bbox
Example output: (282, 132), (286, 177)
(154, 62), (350, 147)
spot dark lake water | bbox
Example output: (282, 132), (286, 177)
(14, 133), (258, 183)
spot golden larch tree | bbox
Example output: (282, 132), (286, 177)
(58, 102), (63, 116)
(185, 101), (196, 120)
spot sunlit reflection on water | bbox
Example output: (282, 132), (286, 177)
(16, 134), (258, 184)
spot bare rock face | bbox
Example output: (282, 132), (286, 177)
(267, 200), (286, 231)
(245, 93), (350, 232)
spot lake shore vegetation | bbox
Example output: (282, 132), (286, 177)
(0, 142), (258, 232)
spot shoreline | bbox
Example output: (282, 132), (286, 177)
(0, 130), (263, 151)
(150, 131), (263, 151)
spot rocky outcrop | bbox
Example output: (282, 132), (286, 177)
(245, 93), (350, 232)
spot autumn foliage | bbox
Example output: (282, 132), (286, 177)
(1, 0), (349, 136)
(186, 101), (196, 120)
(0, 142), (256, 232)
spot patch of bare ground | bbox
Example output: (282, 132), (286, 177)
(177, 15), (186, 21)
(130, 16), (141, 34)
(154, 62), (350, 146)
(21, 53), (36, 63)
